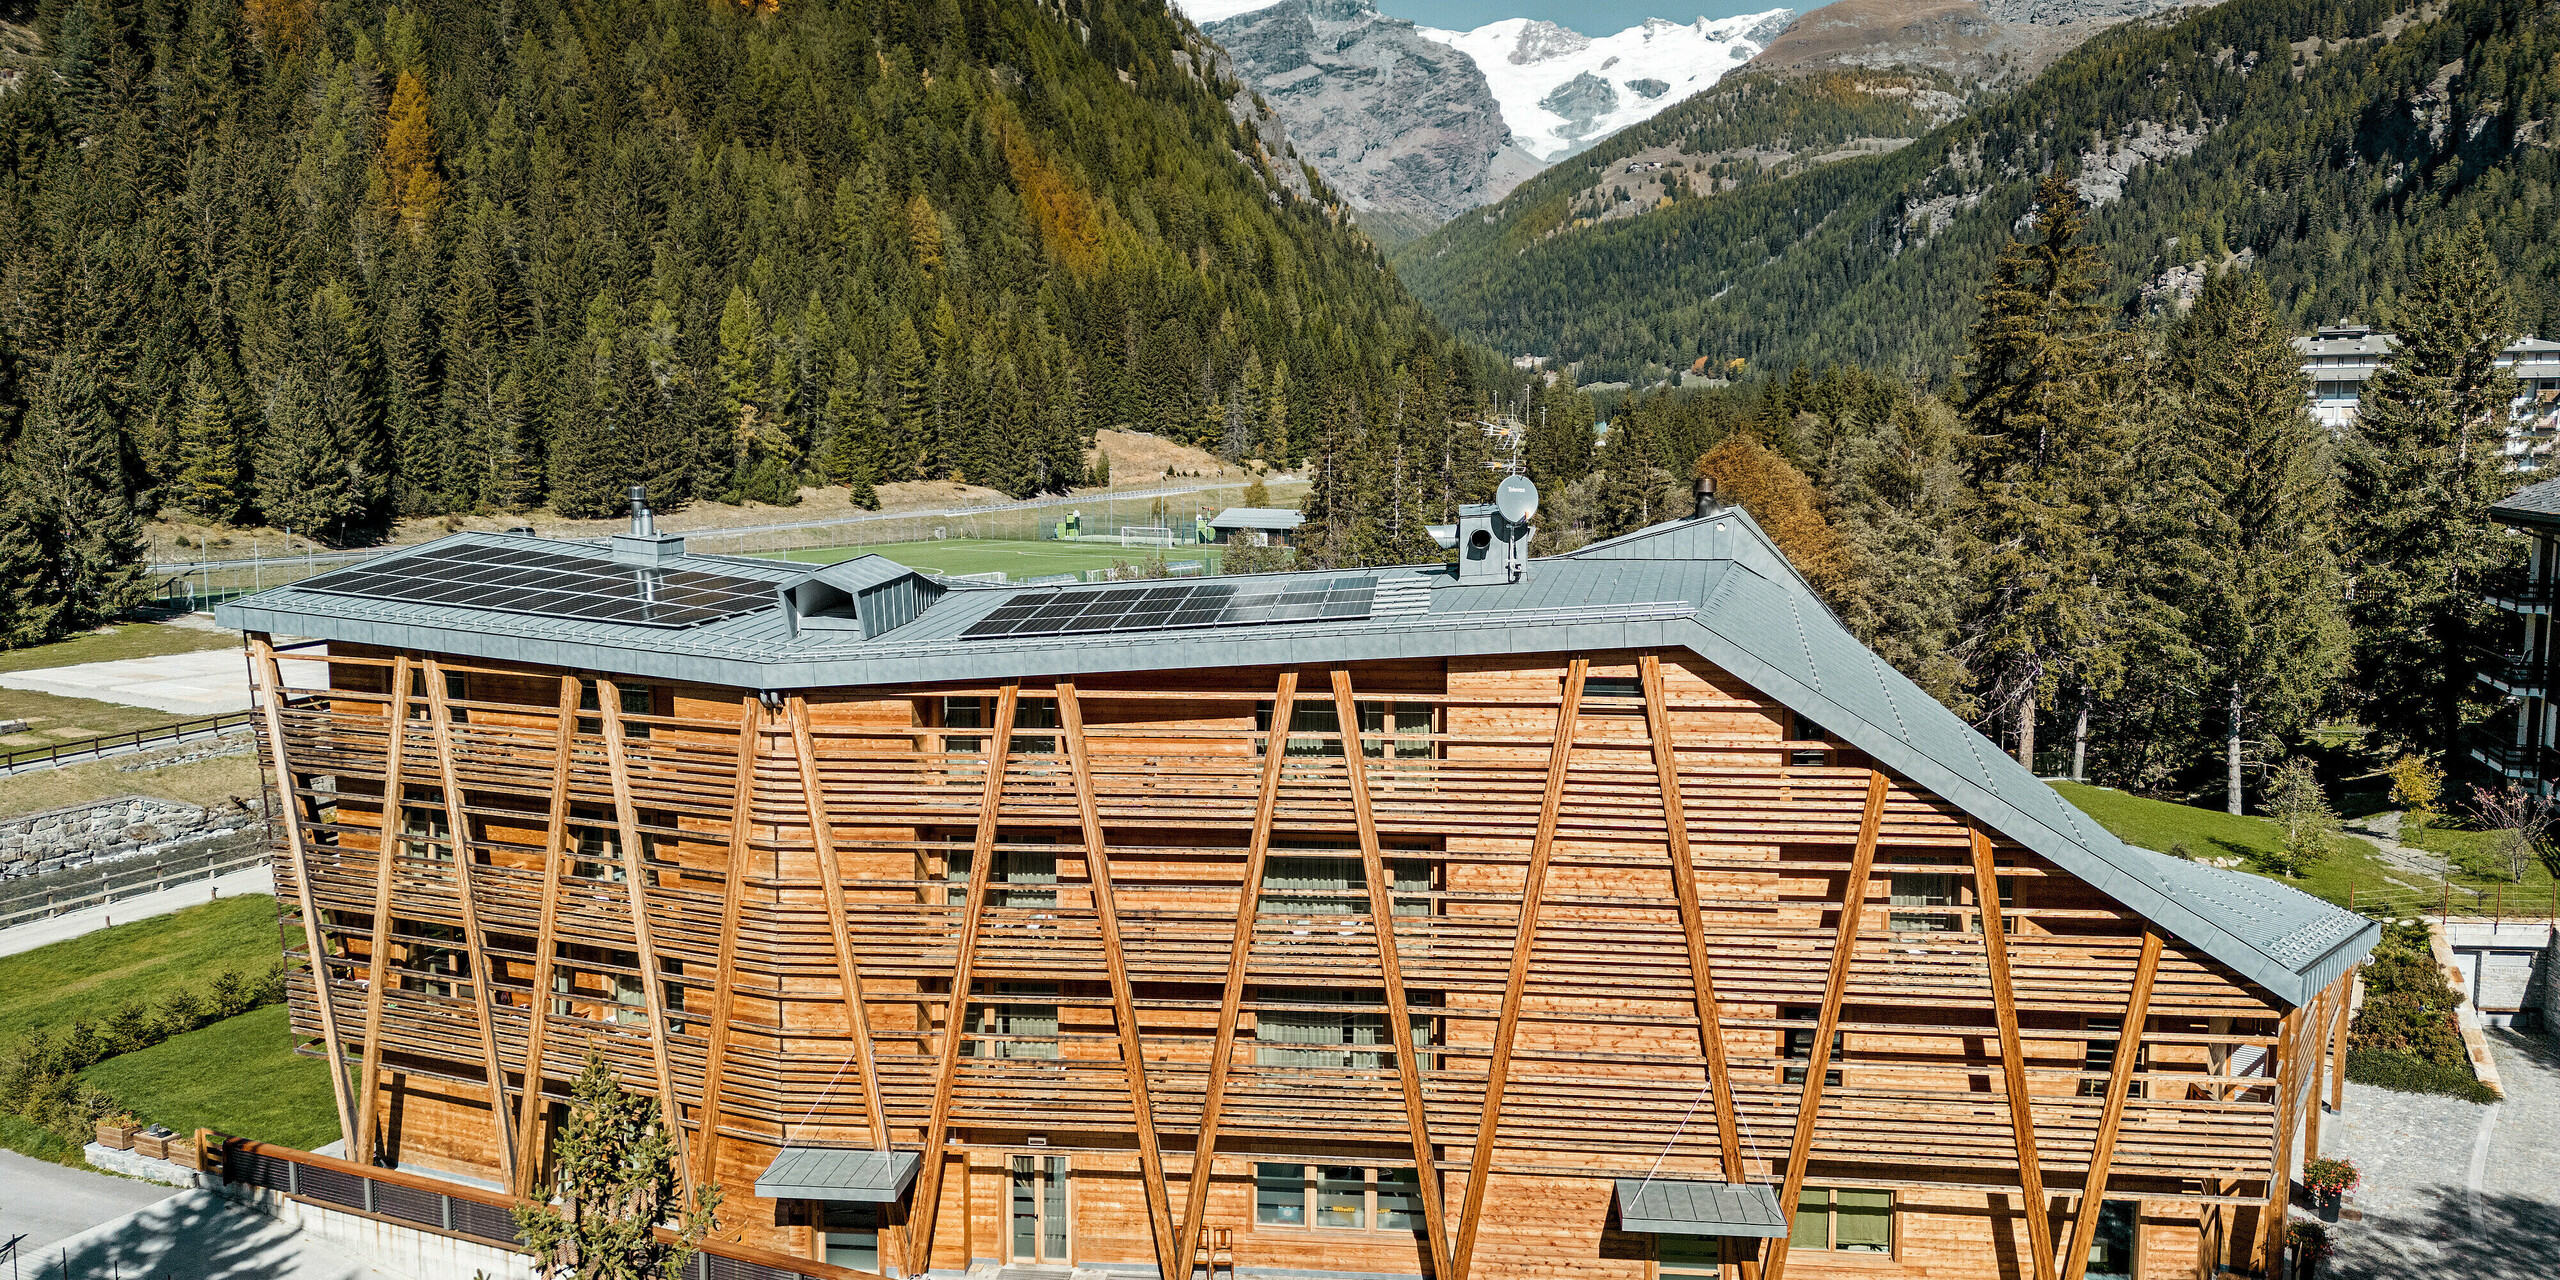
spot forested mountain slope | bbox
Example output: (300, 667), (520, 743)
(1396, 0), (2560, 383)
(0, 0), (1449, 547)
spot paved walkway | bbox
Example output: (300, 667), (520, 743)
(0, 864), (274, 957)
(8, 1188), (394, 1279)
(2324, 1027), (2560, 1278)
(0, 1147), (176, 1253)
(0, 647), (257, 716)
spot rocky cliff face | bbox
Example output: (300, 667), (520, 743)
(1204, 0), (1544, 230)
(1747, 0), (2199, 83)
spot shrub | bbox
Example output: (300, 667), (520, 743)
(2345, 1049), (2500, 1103)
(0, 961), (288, 1146)
(2350, 921), (2467, 1066)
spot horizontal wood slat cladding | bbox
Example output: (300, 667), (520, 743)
(252, 642), (2313, 1280)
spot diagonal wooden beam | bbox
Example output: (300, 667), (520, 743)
(510, 674), (582, 1195)
(2059, 928), (2162, 1280)
(690, 697), (766, 1186)
(2249, 1003), (2309, 1274)
(1760, 770), (1888, 1280)
(1175, 670), (1296, 1275)
(425, 659), (519, 1188)
(786, 695), (895, 1158)
(1059, 680), (1181, 1280)
(249, 637), (360, 1153)
(1333, 667), (1455, 1280)
(1972, 826), (2056, 1280)
(601, 679), (694, 1189)
(352, 655), (412, 1165)
(1450, 658), (1588, 1280)
(907, 682), (1019, 1276)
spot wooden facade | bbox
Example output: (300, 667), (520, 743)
(248, 633), (2352, 1280)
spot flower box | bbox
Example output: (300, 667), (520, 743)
(94, 1118), (140, 1151)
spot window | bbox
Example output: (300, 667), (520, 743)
(406, 669), (467, 722)
(2080, 1016), (2144, 1099)
(1889, 858), (1960, 932)
(943, 696), (1059, 755)
(1260, 844), (1432, 917)
(944, 832), (1059, 908)
(1583, 674), (1643, 702)
(821, 1201), (878, 1271)
(398, 788), (451, 862)
(1253, 989), (1435, 1070)
(1788, 714), (1831, 767)
(1253, 1164), (1421, 1232)
(395, 919), (466, 996)
(568, 805), (628, 882)
(965, 983), (1059, 1059)
(1254, 699), (1433, 760)
(2084, 1200), (2136, 1279)
(1658, 1235), (1722, 1278)
(1971, 866), (2021, 935)
(553, 942), (647, 1025)
(579, 678), (653, 738)
(1790, 1187), (1891, 1254)
(1780, 1005), (1842, 1086)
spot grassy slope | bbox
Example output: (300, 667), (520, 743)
(0, 622), (240, 676)
(83, 1004), (336, 1149)
(0, 749), (261, 818)
(2047, 782), (2394, 909)
(0, 893), (286, 1042)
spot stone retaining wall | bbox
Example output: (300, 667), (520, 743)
(0, 793), (260, 880)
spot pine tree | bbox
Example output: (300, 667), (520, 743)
(1824, 396), (1974, 712)
(2158, 270), (2350, 812)
(257, 365), (364, 543)
(173, 358), (243, 523)
(2342, 224), (2523, 759)
(380, 69), (444, 234)
(511, 1054), (720, 1280)
(1956, 173), (2128, 767)
(0, 354), (149, 647)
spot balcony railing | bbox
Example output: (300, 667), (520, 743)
(2466, 725), (2550, 780)
(2486, 581), (2560, 613)
(2474, 648), (2549, 698)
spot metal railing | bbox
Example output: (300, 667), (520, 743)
(2465, 724), (2551, 780)
(0, 711), (257, 775)
(222, 1139), (868, 1280)
(2349, 881), (2560, 922)
(0, 838), (270, 929)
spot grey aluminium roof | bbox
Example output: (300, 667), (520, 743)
(1614, 1179), (1788, 1237)
(2493, 476), (2560, 527)
(1209, 506), (1305, 530)
(754, 1147), (920, 1202)
(218, 514), (2377, 1008)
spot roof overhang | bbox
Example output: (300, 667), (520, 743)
(1614, 1179), (1788, 1237)
(754, 1147), (920, 1203)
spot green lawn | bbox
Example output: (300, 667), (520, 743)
(0, 748), (262, 819)
(2048, 781), (2395, 909)
(83, 1003), (338, 1149)
(751, 537), (1224, 580)
(2401, 823), (2560, 914)
(0, 893), (288, 1043)
(0, 621), (239, 676)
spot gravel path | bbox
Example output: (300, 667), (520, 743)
(2323, 1027), (2560, 1278)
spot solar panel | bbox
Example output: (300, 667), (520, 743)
(962, 577), (1377, 639)
(300, 542), (775, 629)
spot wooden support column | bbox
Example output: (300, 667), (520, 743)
(1175, 671), (1298, 1274)
(2248, 1004), (2308, 1274)
(250, 637), (360, 1154)
(1971, 826), (2056, 1280)
(600, 680), (694, 1189)
(1639, 657), (1747, 1184)
(1760, 770), (1888, 1280)
(352, 656), (411, 1165)
(1058, 681), (1180, 1280)
(1450, 658), (1587, 1280)
(2302, 981), (2335, 1164)
(2057, 928), (2162, 1280)
(1333, 668), (1456, 1280)
(690, 697), (767, 1185)
(784, 697), (895, 1157)
(907, 683), (1019, 1276)
(424, 659), (520, 1188)
(2330, 966), (2352, 1115)
(510, 675), (582, 1195)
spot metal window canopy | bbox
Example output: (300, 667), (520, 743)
(1613, 1179), (1788, 1238)
(754, 1147), (921, 1203)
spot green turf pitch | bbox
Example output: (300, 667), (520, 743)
(752, 538), (1222, 580)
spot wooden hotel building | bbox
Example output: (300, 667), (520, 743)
(218, 490), (2375, 1280)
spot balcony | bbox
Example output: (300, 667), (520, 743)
(2467, 725), (2551, 781)
(2475, 648), (2549, 699)
(2487, 580), (2560, 614)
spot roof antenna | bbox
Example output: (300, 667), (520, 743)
(629, 486), (655, 537)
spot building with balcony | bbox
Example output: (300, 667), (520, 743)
(215, 495), (2374, 1280)
(2293, 325), (2560, 470)
(2477, 479), (2560, 789)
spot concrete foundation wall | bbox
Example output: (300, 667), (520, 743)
(212, 1179), (538, 1280)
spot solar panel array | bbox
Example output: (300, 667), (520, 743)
(963, 577), (1376, 639)
(301, 542), (776, 629)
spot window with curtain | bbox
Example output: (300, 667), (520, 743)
(821, 1202), (879, 1271)
(1260, 843), (1432, 918)
(1790, 1187), (1891, 1254)
(1254, 699), (1433, 760)
(1888, 868), (1960, 932)
(1253, 989), (1433, 1070)
(1253, 1164), (1422, 1232)
(944, 833), (1060, 907)
(964, 983), (1059, 1059)
(1779, 1005), (1843, 1086)
(1969, 867), (2021, 935)
(1657, 1235), (1721, 1278)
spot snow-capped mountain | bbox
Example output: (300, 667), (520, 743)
(1417, 10), (1794, 160)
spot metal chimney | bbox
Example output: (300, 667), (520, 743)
(613, 485), (686, 566)
(1694, 476), (1718, 518)
(629, 486), (655, 536)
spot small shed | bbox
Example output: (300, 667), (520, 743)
(1208, 507), (1304, 547)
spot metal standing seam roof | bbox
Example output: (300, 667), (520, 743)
(753, 1147), (920, 1202)
(217, 514), (2378, 1007)
(1614, 1179), (1789, 1237)
(1208, 506), (1306, 530)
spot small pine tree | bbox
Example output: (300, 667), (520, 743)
(1242, 473), (1270, 508)
(513, 1054), (720, 1280)
(2260, 759), (2339, 879)
(173, 360), (243, 523)
(0, 353), (149, 647)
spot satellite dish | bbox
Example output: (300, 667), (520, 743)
(1495, 474), (1540, 523)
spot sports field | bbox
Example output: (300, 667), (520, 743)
(752, 537), (1221, 581)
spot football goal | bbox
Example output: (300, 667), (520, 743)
(1120, 526), (1177, 548)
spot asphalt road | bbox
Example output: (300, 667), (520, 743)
(0, 1147), (175, 1255)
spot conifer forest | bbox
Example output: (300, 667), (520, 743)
(0, 0), (2554, 810)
